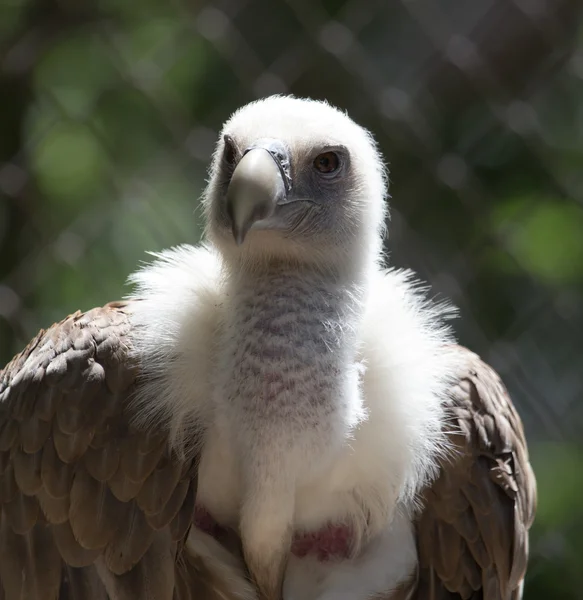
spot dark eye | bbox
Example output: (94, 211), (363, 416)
(313, 151), (340, 174)
(223, 134), (237, 167)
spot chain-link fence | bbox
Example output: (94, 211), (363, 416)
(1, 0), (582, 597)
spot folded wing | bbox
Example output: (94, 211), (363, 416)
(0, 302), (251, 600)
(414, 346), (536, 600)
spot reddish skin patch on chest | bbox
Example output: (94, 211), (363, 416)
(194, 505), (225, 539)
(291, 523), (353, 561)
(194, 505), (353, 561)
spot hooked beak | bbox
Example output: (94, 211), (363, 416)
(226, 139), (292, 245)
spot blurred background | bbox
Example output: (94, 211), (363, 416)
(1, 0), (582, 596)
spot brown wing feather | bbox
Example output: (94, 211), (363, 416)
(414, 346), (536, 600)
(0, 302), (253, 600)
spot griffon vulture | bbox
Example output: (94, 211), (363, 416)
(0, 96), (536, 600)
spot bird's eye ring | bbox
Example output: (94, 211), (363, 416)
(313, 152), (340, 175)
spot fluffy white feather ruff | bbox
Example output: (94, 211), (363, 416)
(127, 243), (458, 503)
(358, 266), (459, 507)
(126, 244), (225, 450)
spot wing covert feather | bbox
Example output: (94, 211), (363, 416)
(0, 302), (244, 599)
(414, 346), (536, 600)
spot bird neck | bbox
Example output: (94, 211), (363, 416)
(226, 260), (367, 334)
(221, 260), (367, 380)
(215, 259), (368, 470)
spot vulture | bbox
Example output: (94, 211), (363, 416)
(0, 96), (536, 600)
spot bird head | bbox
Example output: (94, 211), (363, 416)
(204, 95), (388, 273)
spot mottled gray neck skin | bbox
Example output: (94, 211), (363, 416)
(216, 259), (366, 463)
(232, 263), (361, 363)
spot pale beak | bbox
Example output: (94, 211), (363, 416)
(226, 139), (291, 245)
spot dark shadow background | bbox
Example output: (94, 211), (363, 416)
(1, 0), (582, 596)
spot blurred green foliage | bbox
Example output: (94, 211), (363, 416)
(1, 0), (582, 597)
